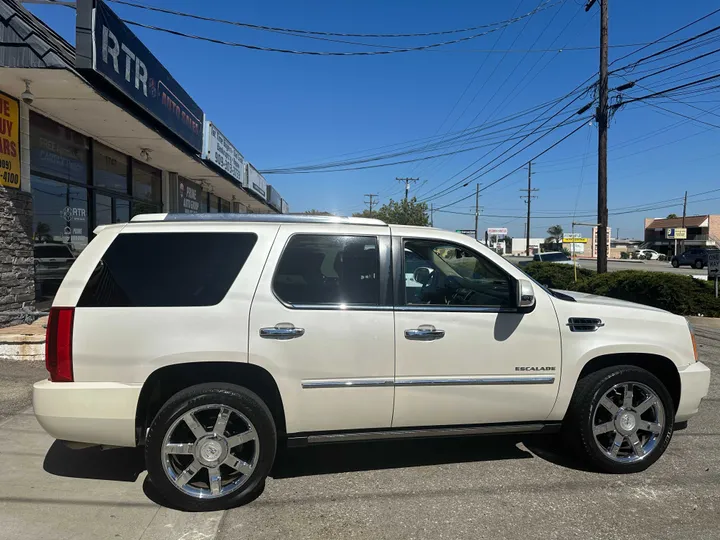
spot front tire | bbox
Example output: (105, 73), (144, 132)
(695, 260), (704, 269)
(671, 259), (679, 268)
(564, 366), (673, 474)
(145, 383), (277, 511)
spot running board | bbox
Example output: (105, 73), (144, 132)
(287, 422), (561, 447)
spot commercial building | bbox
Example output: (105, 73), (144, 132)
(0, 0), (288, 325)
(643, 215), (720, 255)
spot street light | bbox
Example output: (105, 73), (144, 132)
(572, 221), (600, 282)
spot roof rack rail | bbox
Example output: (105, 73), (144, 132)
(130, 213), (387, 226)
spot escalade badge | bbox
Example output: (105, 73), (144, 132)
(515, 366), (556, 372)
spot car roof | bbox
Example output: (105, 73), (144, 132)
(131, 213), (387, 226)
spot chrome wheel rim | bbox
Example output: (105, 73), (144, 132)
(592, 382), (665, 463)
(161, 404), (260, 499)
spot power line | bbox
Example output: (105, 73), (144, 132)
(106, 0), (562, 39)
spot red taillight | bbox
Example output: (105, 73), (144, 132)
(45, 307), (74, 382)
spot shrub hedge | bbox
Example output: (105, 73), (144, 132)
(522, 262), (720, 317)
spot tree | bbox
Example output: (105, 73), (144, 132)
(504, 235), (513, 253)
(355, 197), (429, 226)
(666, 213), (678, 219)
(302, 209), (334, 216)
(546, 224), (564, 244)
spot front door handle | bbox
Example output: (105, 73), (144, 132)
(404, 324), (445, 341)
(260, 324), (305, 340)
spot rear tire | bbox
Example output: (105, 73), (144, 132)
(563, 366), (673, 474)
(145, 383), (277, 511)
(695, 260), (704, 269)
(671, 259), (679, 268)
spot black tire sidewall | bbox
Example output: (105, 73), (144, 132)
(696, 260), (704, 269)
(671, 260), (679, 268)
(145, 383), (277, 511)
(575, 367), (674, 474)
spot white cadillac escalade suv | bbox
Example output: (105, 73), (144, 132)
(34, 214), (711, 511)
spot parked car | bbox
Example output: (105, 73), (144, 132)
(34, 243), (75, 293)
(671, 248), (715, 269)
(531, 251), (573, 265)
(636, 249), (661, 260)
(34, 214), (710, 511)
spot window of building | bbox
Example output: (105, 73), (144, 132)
(220, 198), (232, 213)
(132, 159), (162, 216)
(78, 232), (257, 307)
(31, 175), (89, 254)
(209, 194), (220, 213)
(30, 112), (88, 183)
(403, 239), (512, 308)
(273, 235), (380, 306)
(94, 143), (128, 193)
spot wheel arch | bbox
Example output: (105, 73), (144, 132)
(135, 362), (286, 445)
(577, 353), (680, 413)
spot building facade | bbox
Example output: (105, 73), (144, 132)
(643, 215), (720, 255)
(0, 0), (287, 325)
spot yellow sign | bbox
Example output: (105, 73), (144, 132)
(563, 238), (588, 243)
(0, 92), (20, 189)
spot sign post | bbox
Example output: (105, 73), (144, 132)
(708, 250), (720, 299)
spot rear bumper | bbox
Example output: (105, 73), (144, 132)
(676, 362), (711, 422)
(33, 379), (141, 447)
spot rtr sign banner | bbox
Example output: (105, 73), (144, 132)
(487, 227), (508, 236)
(202, 121), (244, 184)
(90, 0), (204, 152)
(0, 92), (19, 189)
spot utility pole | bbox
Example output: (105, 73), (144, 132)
(364, 193), (378, 216)
(520, 162), (538, 256)
(430, 203), (434, 227)
(396, 177), (419, 201)
(474, 183), (480, 241)
(681, 190), (688, 253)
(587, 0), (609, 273)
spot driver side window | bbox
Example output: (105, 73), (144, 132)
(403, 239), (513, 308)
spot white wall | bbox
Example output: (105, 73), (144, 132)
(511, 238), (544, 255)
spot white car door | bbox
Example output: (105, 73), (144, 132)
(391, 228), (563, 428)
(248, 224), (395, 435)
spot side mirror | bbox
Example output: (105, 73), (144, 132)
(413, 267), (433, 286)
(517, 279), (536, 310)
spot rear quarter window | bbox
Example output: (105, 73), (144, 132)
(78, 232), (257, 307)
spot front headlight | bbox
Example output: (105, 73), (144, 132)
(688, 321), (699, 362)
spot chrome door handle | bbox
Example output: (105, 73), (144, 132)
(260, 325), (305, 340)
(404, 325), (445, 341)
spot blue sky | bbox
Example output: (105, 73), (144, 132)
(27, 0), (720, 239)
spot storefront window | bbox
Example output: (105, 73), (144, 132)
(95, 193), (113, 227)
(200, 191), (209, 213)
(116, 199), (130, 223)
(209, 194), (220, 213)
(132, 159), (162, 216)
(30, 112), (88, 183)
(220, 198), (231, 213)
(94, 143), (128, 193)
(31, 175), (89, 254)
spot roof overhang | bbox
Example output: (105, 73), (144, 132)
(0, 66), (274, 213)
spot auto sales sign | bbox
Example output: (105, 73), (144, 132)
(0, 92), (19, 189)
(77, 0), (204, 152)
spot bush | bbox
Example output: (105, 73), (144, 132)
(620, 251), (629, 259)
(522, 262), (720, 317)
(522, 262), (592, 291)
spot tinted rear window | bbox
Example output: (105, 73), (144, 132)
(78, 232), (256, 307)
(34, 245), (73, 258)
(542, 253), (568, 261)
(273, 234), (379, 306)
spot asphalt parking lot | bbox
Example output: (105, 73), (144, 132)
(0, 321), (719, 540)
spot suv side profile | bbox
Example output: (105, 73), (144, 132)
(671, 248), (710, 269)
(34, 214), (711, 511)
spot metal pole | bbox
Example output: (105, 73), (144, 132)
(474, 183), (480, 241)
(573, 222), (577, 282)
(525, 163), (532, 256)
(681, 190), (688, 253)
(716, 276), (718, 299)
(596, 0), (609, 273)
(430, 203), (434, 227)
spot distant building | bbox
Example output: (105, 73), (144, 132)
(643, 215), (720, 254)
(510, 238), (544, 256)
(590, 227), (612, 258)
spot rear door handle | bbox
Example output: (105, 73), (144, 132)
(404, 324), (445, 341)
(260, 324), (305, 340)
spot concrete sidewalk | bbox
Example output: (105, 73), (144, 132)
(0, 318), (46, 362)
(0, 408), (224, 540)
